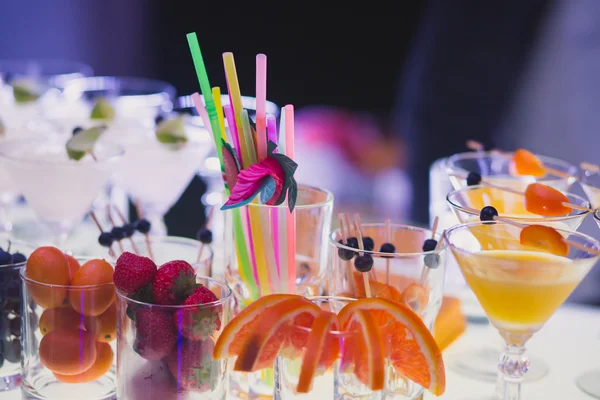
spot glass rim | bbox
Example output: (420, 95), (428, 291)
(20, 256), (115, 289)
(446, 185), (591, 221)
(0, 59), (93, 85)
(329, 222), (446, 257)
(443, 220), (600, 259)
(291, 296), (356, 336)
(115, 276), (232, 309)
(176, 94), (280, 118)
(123, 235), (213, 263)
(0, 137), (125, 165)
(0, 238), (40, 269)
(243, 185), (334, 210)
(446, 150), (578, 179)
(594, 208), (600, 223)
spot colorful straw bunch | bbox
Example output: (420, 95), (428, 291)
(186, 32), (296, 300)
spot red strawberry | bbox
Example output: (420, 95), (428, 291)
(113, 252), (157, 296)
(166, 338), (217, 392)
(174, 286), (221, 341)
(133, 308), (178, 361)
(152, 260), (198, 305)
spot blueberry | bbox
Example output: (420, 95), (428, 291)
(72, 126), (83, 136)
(466, 172), (482, 186)
(337, 240), (356, 261)
(346, 237), (359, 249)
(424, 254), (440, 269)
(11, 252), (26, 264)
(354, 255), (374, 272)
(422, 239), (438, 252)
(123, 223), (136, 237)
(135, 219), (151, 234)
(154, 115), (164, 126)
(0, 250), (12, 266)
(111, 226), (127, 240)
(196, 228), (213, 244)
(362, 237), (375, 252)
(98, 232), (114, 247)
(379, 242), (396, 258)
(480, 206), (499, 222)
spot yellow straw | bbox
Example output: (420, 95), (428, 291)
(212, 87), (227, 142)
(222, 52), (250, 169)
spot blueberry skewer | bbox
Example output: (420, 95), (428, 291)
(352, 216), (373, 298)
(106, 205), (125, 254)
(90, 211), (115, 257)
(112, 205), (139, 255)
(337, 213), (357, 295)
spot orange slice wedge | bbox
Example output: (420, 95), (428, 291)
(296, 311), (338, 393)
(214, 294), (298, 360)
(524, 183), (571, 217)
(520, 225), (569, 257)
(233, 297), (321, 372)
(353, 271), (402, 303)
(339, 298), (445, 396)
(400, 283), (429, 313)
(513, 149), (545, 177)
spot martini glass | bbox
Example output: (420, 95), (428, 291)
(445, 221), (600, 400)
(445, 185), (591, 385)
(575, 209), (600, 399)
(0, 137), (124, 247)
(580, 167), (600, 208)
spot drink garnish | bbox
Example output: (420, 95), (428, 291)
(66, 126), (106, 161)
(155, 116), (188, 150)
(90, 98), (115, 121)
(12, 79), (42, 103)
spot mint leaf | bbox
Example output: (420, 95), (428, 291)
(267, 140), (277, 156)
(288, 179), (298, 212)
(259, 176), (276, 204)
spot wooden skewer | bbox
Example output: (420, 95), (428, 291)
(466, 139), (572, 179)
(112, 205), (140, 255)
(89, 211), (115, 257)
(385, 218), (391, 285)
(353, 213), (377, 283)
(419, 216), (440, 285)
(338, 212), (356, 296)
(353, 217), (372, 298)
(134, 201), (154, 261)
(106, 205), (124, 255)
(197, 207), (215, 267)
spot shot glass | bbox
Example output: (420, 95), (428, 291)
(0, 239), (37, 391)
(328, 223), (447, 330)
(116, 276), (231, 400)
(21, 257), (117, 400)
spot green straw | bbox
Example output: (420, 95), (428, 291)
(186, 32), (258, 300)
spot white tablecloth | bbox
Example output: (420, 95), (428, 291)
(425, 304), (600, 400)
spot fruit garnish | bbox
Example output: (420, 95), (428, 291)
(152, 260), (199, 305)
(480, 205), (499, 221)
(519, 225), (569, 257)
(466, 171), (482, 186)
(155, 116), (188, 150)
(113, 252), (157, 296)
(296, 311), (339, 393)
(400, 283), (429, 313)
(524, 183), (571, 216)
(352, 271), (402, 303)
(12, 79), (42, 103)
(213, 294), (299, 360)
(66, 126), (106, 161)
(338, 298), (446, 396)
(135, 219), (152, 234)
(221, 140), (240, 190)
(379, 242), (395, 254)
(513, 149), (545, 177)
(90, 98), (115, 121)
(54, 342), (114, 384)
(174, 285), (220, 341)
(196, 227), (213, 244)
(133, 308), (178, 361)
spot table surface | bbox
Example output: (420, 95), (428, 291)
(425, 304), (600, 400)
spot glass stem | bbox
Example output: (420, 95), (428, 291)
(498, 344), (530, 400)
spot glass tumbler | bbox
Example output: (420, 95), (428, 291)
(21, 257), (117, 400)
(116, 276), (232, 400)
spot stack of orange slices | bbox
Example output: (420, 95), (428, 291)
(213, 294), (445, 396)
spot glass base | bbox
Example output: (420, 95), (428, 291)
(0, 373), (21, 391)
(450, 347), (548, 382)
(576, 368), (600, 399)
(22, 366), (116, 400)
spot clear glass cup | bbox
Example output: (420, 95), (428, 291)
(445, 221), (600, 400)
(21, 257), (117, 400)
(580, 167), (600, 208)
(327, 223), (447, 331)
(222, 185), (334, 398)
(0, 137), (124, 247)
(0, 239), (38, 391)
(115, 276), (232, 399)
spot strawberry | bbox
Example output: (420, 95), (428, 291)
(174, 286), (220, 341)
(133, 308), (178, 361)
(152, 260), (198, 305)
(113, 252), (157, 296)
(166, 338), (218, 392)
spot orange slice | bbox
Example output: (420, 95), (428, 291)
(353, 271), (402, 303)
(233, 297), (321, 372)
(400, 283), (429, 313)
(513, 149), (545, 177)
(524, 183), (571, 217)
(520, 225), (569, 257)
(214, 294), (297, 360)
(339, 298), (445, 396)
(296, 311), (338, 393)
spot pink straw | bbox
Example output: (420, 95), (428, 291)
(284, 104), (296, 293)
(191, 93), (213, 135)
(267, 114), (277, 145)
(267, 117), (280, 276)
(255, 54), (267, 161)
(223, 104), (242, 163)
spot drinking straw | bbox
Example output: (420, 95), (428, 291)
(187, 33), (257, 299)
(256, 54), (267, 162)
(241, 110), (258, 165)
(268, 117), (280, 276)
(212, 87), (227, 142)
(224, 104), (242, 162)
(222, 52), (250, 169)
(267, 114), (277, 144)
(191, 93), (212, 134)
(284, 105), (296, 293)
(277, 108), (290, 293)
